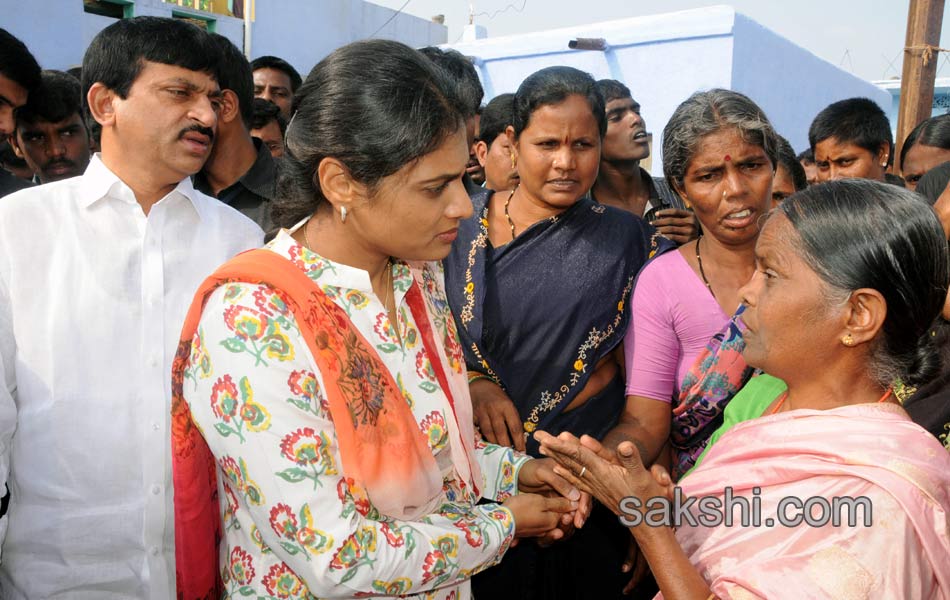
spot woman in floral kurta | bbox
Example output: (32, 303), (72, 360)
(180, 230), (533, 599)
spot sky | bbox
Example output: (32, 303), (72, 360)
(368, 0), (950, 82)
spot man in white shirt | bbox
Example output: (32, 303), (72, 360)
(0, 17), (264, 599)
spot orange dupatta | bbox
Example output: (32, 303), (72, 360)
(170, 249), (482, 598)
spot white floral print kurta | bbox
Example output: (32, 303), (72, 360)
(181, 231), (528, 599)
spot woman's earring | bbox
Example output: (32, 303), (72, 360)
(842, 333), (855, 347)
(340, 206), (348, 223)
(510, 154), (516, 169)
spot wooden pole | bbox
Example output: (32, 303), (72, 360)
(894, 0), (945, 174)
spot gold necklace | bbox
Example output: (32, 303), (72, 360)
(504, 186), (519, 240)
(384, 259), (394, 314)
(304, 218), (317, 252)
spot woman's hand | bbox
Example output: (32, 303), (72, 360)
(518, 458), (592, 531)
(651, 209), (699, 244)
(534, 431), (669, 519)
(470, 378), (525, 451)
(502, 492), (577, 539)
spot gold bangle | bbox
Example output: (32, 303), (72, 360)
(467, 372), (493, 385)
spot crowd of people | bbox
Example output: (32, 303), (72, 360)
(0, 15), (949, 600)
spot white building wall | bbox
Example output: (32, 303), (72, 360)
(446, 5), (890, 174)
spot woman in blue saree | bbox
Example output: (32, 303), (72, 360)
(444, 66), (663, 599)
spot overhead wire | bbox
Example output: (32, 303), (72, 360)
(370, 0), (413, 37)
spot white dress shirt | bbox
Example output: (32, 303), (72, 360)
(0, 156), (264, 599)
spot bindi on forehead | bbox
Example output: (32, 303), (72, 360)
(724, 154), (731, 161)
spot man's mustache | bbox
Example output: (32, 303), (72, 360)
(42, 158), (77, 171)
(178, 125), (215, 144)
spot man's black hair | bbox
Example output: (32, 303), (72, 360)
(16, 70), (83, 129)
(249, 55), (302, 92)
(808, 97), (893, 165)
(594, 79), (633, 104)
(250, 98), (286, 136)
(81, 17), (219, 101)
(209, 33), (254, 129)
(0, 29), (41, 93)
(797, 148), (814, 164)
(418, 46), (483, 119)
(478, 93), (514, 149)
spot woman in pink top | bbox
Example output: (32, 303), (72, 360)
(612, 90), (777, 477)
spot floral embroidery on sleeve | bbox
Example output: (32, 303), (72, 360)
(210, 374), (271, 442)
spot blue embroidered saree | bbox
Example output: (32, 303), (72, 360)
(444, 192), (663, 455)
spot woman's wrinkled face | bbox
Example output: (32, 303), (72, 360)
(902, 143), (950, 191)
(349, 125), (474, 261)
(738, 213), (841, 379)
(511, 94), (601, 211)
(679, 127), (773, 246)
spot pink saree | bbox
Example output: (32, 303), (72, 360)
(662, 403), (950, 599)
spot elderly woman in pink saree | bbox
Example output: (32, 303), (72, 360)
(537, 180), (950, 599)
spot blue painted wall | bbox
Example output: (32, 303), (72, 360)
(4, 0), (446, 75)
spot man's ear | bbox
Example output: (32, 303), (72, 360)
(474, 140), (489, 168)
(505, 125), (518, 162)
(219, 89), (240, 125)
(9, 133), (24, 158)
(87, 82), (117, 128)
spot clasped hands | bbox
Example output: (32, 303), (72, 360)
(534, 430), (677, 594)
(534, 430), (675, 521)
(504, 457), (592, 547)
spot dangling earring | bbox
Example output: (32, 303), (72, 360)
(510, 153), (516, 169)
(842, 333), (855, 347)
(682, 195), (691, 209)
(340, 205), (348, 223)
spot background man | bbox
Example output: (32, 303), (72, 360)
(10, 70), (91, 183)
(0, 17), (262, 598)
(250, 97), (285, 158)
(195, 34), (277, 232)
(250, 54), (300, 119)
(420, 46), (484, 196)
(797, 148), (818, 185)
(473, 93), (519, 193)
(0, 28), (40, 198)
(591, 79), (698, 244)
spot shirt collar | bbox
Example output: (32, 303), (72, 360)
(78, 154), (209, 221)
(192, 139), (277, 204)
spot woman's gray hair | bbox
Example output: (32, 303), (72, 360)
(661, 89), (779, 191)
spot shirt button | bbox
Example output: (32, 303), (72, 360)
(151, 484), (161, 495)
(150, 546), (160, 557)
(149, 357), (159, 368)
(152, 422), (160, 431)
